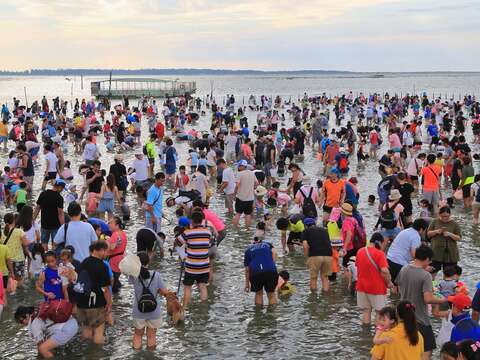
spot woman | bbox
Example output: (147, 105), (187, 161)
(191, 165), (209, 204)
(287, 163), (303, 196)
(97, 174), (121, 221)
(355, 232), (393, 325)
(163, 138), (177, 181)
(14, 305), (78, 359)
(341, 203), (358, 267)
(459, 156), (474, 209)
(109, 154), (128, 197)
(107, 216), (127, 294)
(16, 205), (40, 275)
(371, 300), (424, 359)
(2, 213), (28, 286)
(130, 252), (168, 350)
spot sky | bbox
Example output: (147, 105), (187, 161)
(1, 0), (479, 72)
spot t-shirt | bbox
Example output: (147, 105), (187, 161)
(54, 221), (98, 262)
(397, 264), (433, 326)
(23, 222), (40, 244)
(225, 135), (237, 152)
(44, 152), (58, 173)
(1, 228), (25, 262)
(387, 228), (421, 266)
(130, 271), (166, 320)
(244, 241), (277, 276)
(323, 179), (345, 208)
(421, 165), (441, 192)
(86, 171), (104, 193)
(355, 246), (388, 295)
(295, 185), (319, 205)
(133, 158), (149, 182)
(0, 245), (11, 276)
(341, 216), (357, 251)
(83, 143), (98, 161)
(428, 219), (461, 263)
(221, 167), (236, 195)
(179, 227), (211, 275)
(108, 231), (126, 273)
(76, 256), (111, 309)
(371, 323), (424, 360)
(203, 209), (225, 232)
(302, 226), (332, 256)
(146, 185), (163, 221)
(236, 170), (255, 201)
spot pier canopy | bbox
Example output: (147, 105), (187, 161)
(90, 78), (196, 99)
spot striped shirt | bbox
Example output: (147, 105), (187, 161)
(180, 226), (211, 274)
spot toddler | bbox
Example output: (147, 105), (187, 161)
(373, 306), (397, 345)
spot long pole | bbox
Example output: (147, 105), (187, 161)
(108, 71), (112, 100)
(81, 74), (83, 90)
(210, 80), (214, 99)
(24, 87), (28, 108)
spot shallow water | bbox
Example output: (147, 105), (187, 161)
(0, 75), (479, 359)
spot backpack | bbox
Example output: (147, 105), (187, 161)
(339, 156), (348, 171)
(352, 220), (367, 250)
(299, 187), (317, 218)
(379, 203), (398, 229)
(137, 272), (157, 313)
(72, 268), (93, 306)
(38, 299), (73, 323)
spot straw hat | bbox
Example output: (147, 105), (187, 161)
(114, 154), (124, 162)
(341, 203), (353, 216)
(254, 185), (267, 197)
(389, 189), (402, 201)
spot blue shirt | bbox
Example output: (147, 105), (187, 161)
(345, 182), (359, 206)
(244, 241), (277, 276)
(146, 185), (163, 220)
(451, 312), (480, 343)
(387, 228), (421, 266)
(53, 221), (98, 262)
(43, 266), (64, 300)
(190, 152), (199, 166)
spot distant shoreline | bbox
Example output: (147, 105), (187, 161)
(0, 69), (479, 77)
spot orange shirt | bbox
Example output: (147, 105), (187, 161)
(323, 179), (345, 207)
(421, 165), (441, 192)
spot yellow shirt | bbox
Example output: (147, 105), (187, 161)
(0, 122), (8, 137)
(434, 159), (444, 167)
(0, 245), (11, 276)
(1, 228), (25, 262)
(371, 323), (424, 360)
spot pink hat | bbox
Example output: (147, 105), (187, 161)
(277, 193), (291, 205)
(329, 207), (342, 222)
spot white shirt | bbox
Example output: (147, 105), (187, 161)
(45, 152), (58, 172)
(236, 169), (256, 201)
(24, 222), (40, 244)
(133, 158), (149, 182)
(225, 135), (237, 152)
(222, 167), (236, 194)
(83, 143), (98, 161)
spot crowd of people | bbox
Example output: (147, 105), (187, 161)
(1, 91), (480, 359)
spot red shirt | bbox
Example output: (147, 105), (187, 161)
(356, 246), (388, 295)
(155, 122), (165, 139)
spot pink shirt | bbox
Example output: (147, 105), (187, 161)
(389, 133), (401, 149)
(203, 209), (225, 232)
(295, 185), (319, 205)
(341, 217), (357, 251)
(108, 231), (127, 273)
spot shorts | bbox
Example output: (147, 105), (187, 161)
(462, 184), (472, 199)
(13, 261), (25, 278)
(133, 317), (162, 330)
(249, 271), (278, 293)
(145, 216), (162, 233)
(356, 291), (387, 311)
(183, 272), (209, 286)
(76, 307), (106, 328)
(430, 260), (457, 274)
(50, 318), (78, 346)
(381, 227), (401, 240)
(225, 193), (235, 210)
(387, 259), (403, 285)
(423, 191), (440, 206)
(44, 172), (57, 181)
(287, 231), (302, 245)
(307, 256), (332, 278)
(97, 199), (114, 213)
(235, 199), (253, 215)
(418, 323), (436, 352)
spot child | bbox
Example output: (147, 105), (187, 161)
(188, 149), (199, 174)
(368, 194), (376, 206)
(29, 243), (45, 280)
(345, 256), (357, 295)
(35, 251), (65, 301)
(14, 181), (27, 212)
(198, 152), (208, 168)
(58, 249), (77, 301)
(254, 221), (266, 240)
(61, 160), (74, 181)
(327, 208), (343, 282)
(254, 186), (267, 215)
(175, 165), (189, 192)
(277, 270), (295, 296)
(105, 136), (115, 152)
(373, 306), (397, 345)
(419, 199), (433, 218)
(65, 184), (78, 205)
(438, 266), (457, 298)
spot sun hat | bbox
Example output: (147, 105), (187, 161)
(236, 159), (248, 168)
(389, 189), (402, 201)
(341, 203), (353, 216)
(447, 293), (472, 311)
(303, 218), (316, 226)
(254, 185), (267, 197)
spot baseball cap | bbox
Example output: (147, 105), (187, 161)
(55, 179), (66, 187)
(447, 293), (472, 311)
(178, 216), (191, 228)
(236, 159), (248, 168)
(303, 218), (316, 226)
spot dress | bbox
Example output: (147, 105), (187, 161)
(98, 190), (115, 214)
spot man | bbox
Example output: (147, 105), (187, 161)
(41, 144), (58, 190)
(397, 245), (448, 359)
(387, 218), (428, 284)
(421, 153), (441, 214)
(85, 160), (104, 216)
(82, 136), (99, 166)
(34, 179), (65, 251)
(224, 130), (238, 164)
(54, 202), (97, 262)
(217, 159), (236, 214)
(244, 234), (278, 306)
(145, 172), (165, 233)
(145, 134), (157, 178)
(133, 153), (150, 187)
(427, 206), (461, 278)
(233, 160), (256, 228)
(302, 218), (332, 291)
(75, 241), (112, 345)
(178, 211), (211, 307)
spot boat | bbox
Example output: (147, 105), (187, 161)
(90, 78), (196, 99)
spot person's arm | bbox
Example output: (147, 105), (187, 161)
(380, 267), (394, 289)
(114, 187), (121, 203)
(280, 231), (287, 253)
(6, 257), (14, 279)
(244, 267), (250, 292)
(424, 291), (447, 305)
(36, 271), (54, 299)
(271, 247), (277, 262)
(427, 227), (442, 239)
(33, 205), (41, 221)
(103, 286), (112, 313)
(57, 207), (64, 226)
(85, 172), (98, 185)
(98, 183), (105, 198)
(302, 240), (309, 257)
(432, 304), (449, 319)
(443, 228), (461, 242)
